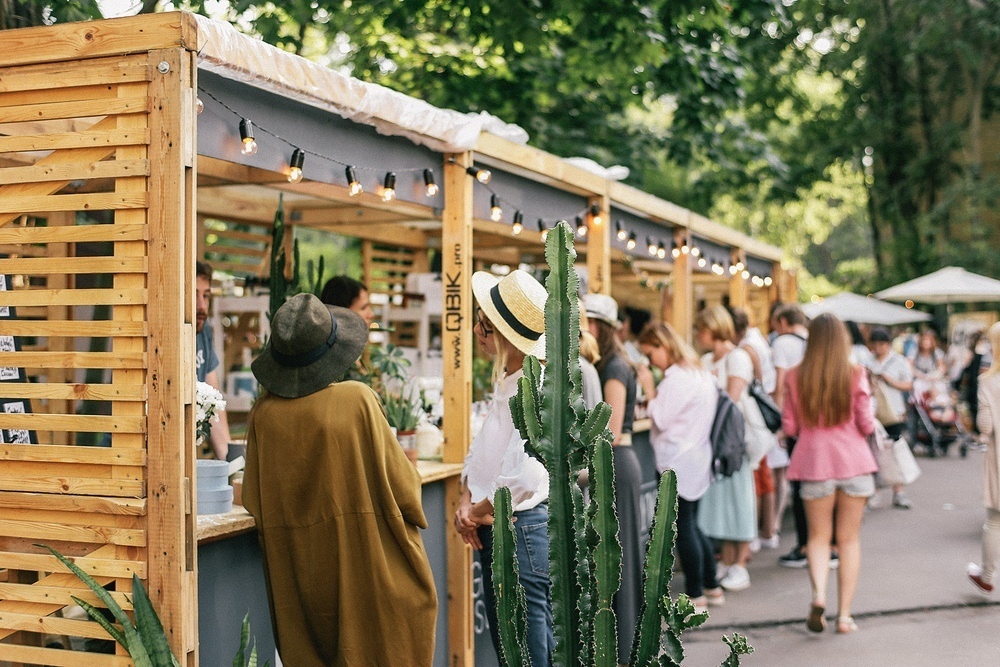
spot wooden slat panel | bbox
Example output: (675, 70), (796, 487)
(0, 519), (144, 547)
(0, 351), (145, 369)
(203, 242), (268, 258)
(0, 642), (136, 666)
(204, 227), (271, 244)
(0, 383), (146, 401)
(0, 83), (120, 107)
(0, 477), (145, 497)
(0, 223), (146, 244)
(0, 609), (121, 640)
(0, 55), (150, 94)
(201, 259), (265, 275)
(0, 491), (145, 516)
(0, 288), (146, 307)
(0, 192), (147, 215)
(0, 507), (143, 531)
(0, 96), (148, 124)
(0, 256), (146, 275)
(0, 582), (132, 610)
(0, 320), (146, 336)
(0, 443), (145, 465)
(0, 551), (145, 578)
(0, 128), (149, 153)
(0, 159), (149, 186)
(0, 412), (144, 432)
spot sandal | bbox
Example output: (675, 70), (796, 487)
(836, 616), (858, 634)
(806, 604), (826, 633)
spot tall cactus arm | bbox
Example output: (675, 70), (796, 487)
(589, 436), (621, 667)
(538, 222), (586, 666)
(492, 487), (529, 667)
(267, 194), (286, 321)
(511, 371), (544, 463)
(630, 470), (679, 666)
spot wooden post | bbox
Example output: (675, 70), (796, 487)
(729, 249), (747, 309)
(441, 152), (474, 666)
(145, 48), (197, 664)
(671, 227), (693, 342)
(586, 195), (611, 295)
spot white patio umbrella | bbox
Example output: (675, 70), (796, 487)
(875, 266), (1000, 304)
(802, 292), (932, 326)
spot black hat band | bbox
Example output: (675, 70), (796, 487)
(271, 310), (339, 367)
(490, 284), (542, 341)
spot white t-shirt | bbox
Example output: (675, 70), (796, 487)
(742, 327), (777, 393)
(647, 364), (715, 500)
(772, 332), (808, 370)
(462, 369), (549, 511)
(872, 352), (913, 419)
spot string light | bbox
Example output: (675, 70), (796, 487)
(626, 232), (637, 250)
(697, 257), (707, 268)
(647, 236), (657, 256)
(467, 166), (492, 183)
(590, 203), (603, 226)
(729, 264), (738, 276)
(764, 276), (773, 287)
(657, 242), (667, 260)
(736, 261), (745, 272)
(576, 216), (588, 238)
(681, 242), (690, 255)
(741, 270), (750, 280)
(671, 244), (681, 259)
(512, 210), (524, 235)
(423, 169), (438, 197)
(615, 220), (628, 242)
(381, 172), (396, 202)
(346, 166), (363, 196)
(239, 118), (258, 156)
(538, 219), (548, 243)
(691, 246), (701, 257)
(287, 148), (304, 183)
(490, 195), (503, 222)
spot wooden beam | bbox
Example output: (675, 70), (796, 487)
(473, 133), (606, 196)
(441, 152), (474, 667)
(313, 223), (428, 249)
(586, 195), (611, 295)
(729, 249), (747, 309)
(671, 229), (693, 343)
(0, 12), (194, 68)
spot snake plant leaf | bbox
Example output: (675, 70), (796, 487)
(492, 487), (529, 667)
(131, 573), (182, 667)
(233, 612), (250, 667)
(43, 545), (151, 661)
(71, 596), (128, 647)
(630, 471), (679, 666)
(590, 437), (621, 667)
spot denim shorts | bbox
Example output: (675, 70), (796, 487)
(799, 474), (876, 500)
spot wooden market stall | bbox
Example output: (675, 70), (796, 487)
(0, 11), (788, 667)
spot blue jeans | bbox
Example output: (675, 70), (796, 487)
(478, 503), (554, 667)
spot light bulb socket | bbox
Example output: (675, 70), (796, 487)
(467, 166), (492, 183)
(626, 232), (637, 250)
(291, 148), (304, 169)
(512, 210), (524, 235)
(346, 166), (362, 196)
(383, 171), (396, 190)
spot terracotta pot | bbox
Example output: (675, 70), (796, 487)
(397, 430), (418, 465)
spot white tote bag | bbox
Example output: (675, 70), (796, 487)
(873, 424), (921, 487)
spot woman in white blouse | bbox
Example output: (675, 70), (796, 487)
(638, 321), (724, 613)
(454, 269), (553, 667)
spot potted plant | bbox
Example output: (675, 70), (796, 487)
(366, 344), (423, 463)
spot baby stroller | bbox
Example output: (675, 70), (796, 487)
(910, 378), (972, 457)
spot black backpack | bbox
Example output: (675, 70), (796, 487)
(710, 387), (746, 477)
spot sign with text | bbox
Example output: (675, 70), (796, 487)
(0, 274), (36, 444)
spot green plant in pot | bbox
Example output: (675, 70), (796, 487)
(366, 343), (422, 461)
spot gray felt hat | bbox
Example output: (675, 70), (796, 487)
(251, 293), (368, 398)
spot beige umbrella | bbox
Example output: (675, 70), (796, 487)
(876, 266), (1000, 305)
(802, 292), (932, 326)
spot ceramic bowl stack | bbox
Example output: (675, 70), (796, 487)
(196, 459), (233, 515)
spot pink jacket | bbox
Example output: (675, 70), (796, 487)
(783, 365), (878, 482)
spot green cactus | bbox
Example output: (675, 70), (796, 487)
(495, 221), (752, 666)
(267, 193), (286, 322)
(492, 487), (530, 667)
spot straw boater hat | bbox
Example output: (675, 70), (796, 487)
(471, 269), (547, 359)
(583, 293), (621, 328)
(251, 293), (369, 399)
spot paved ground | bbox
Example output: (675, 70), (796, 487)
(680, 446), (1000, 666)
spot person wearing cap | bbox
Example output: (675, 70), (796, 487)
(583, 292), (644, 666)
(455, 269), (553, 667)
(243, 294), (436, 666)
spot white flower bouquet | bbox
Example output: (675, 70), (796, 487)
(196, 381), (227, 442)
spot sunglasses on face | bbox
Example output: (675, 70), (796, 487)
(476, 309), (493, 336)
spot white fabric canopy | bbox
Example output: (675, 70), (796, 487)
(875, 266), (1000, 304)
(802, 292), (932, 326)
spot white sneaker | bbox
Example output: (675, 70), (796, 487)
(749, 537), (762, 554)
(716, 562), (730, 581)
(759, 535), (780, 550)
(720, 564), (751, 591)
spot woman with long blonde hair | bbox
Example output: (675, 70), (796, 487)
(967, 321), (1000, 594)
(782, 313), (877, 634)
(638, 322), (722, 613)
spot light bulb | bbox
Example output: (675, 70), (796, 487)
(196, 97), (204, 115)
(691, 246), (701, 257)
(239, 119), (258, 156)
(381, 172), (396, 202)
(512, 211), (524, 235)
(287, 148), (304, 183)
(672, 247), (681, 259)
(698, 257), (707, 268)
(626, 233), (637, 250)
(764, 276), (773, 286)
(346, 166), (362, 196)
(467, 166), (491, 183)
(742, 270), (750, 280)
(616, 221), (627, 242)
(590, 204), (603, 226)
(647, 237), (657, 256)
(576, 216), (587, 238)
(490, 195), (503, 222)
(423, 169), (439, 197)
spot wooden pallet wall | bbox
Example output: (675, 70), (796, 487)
(0, 48), (196, 666)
